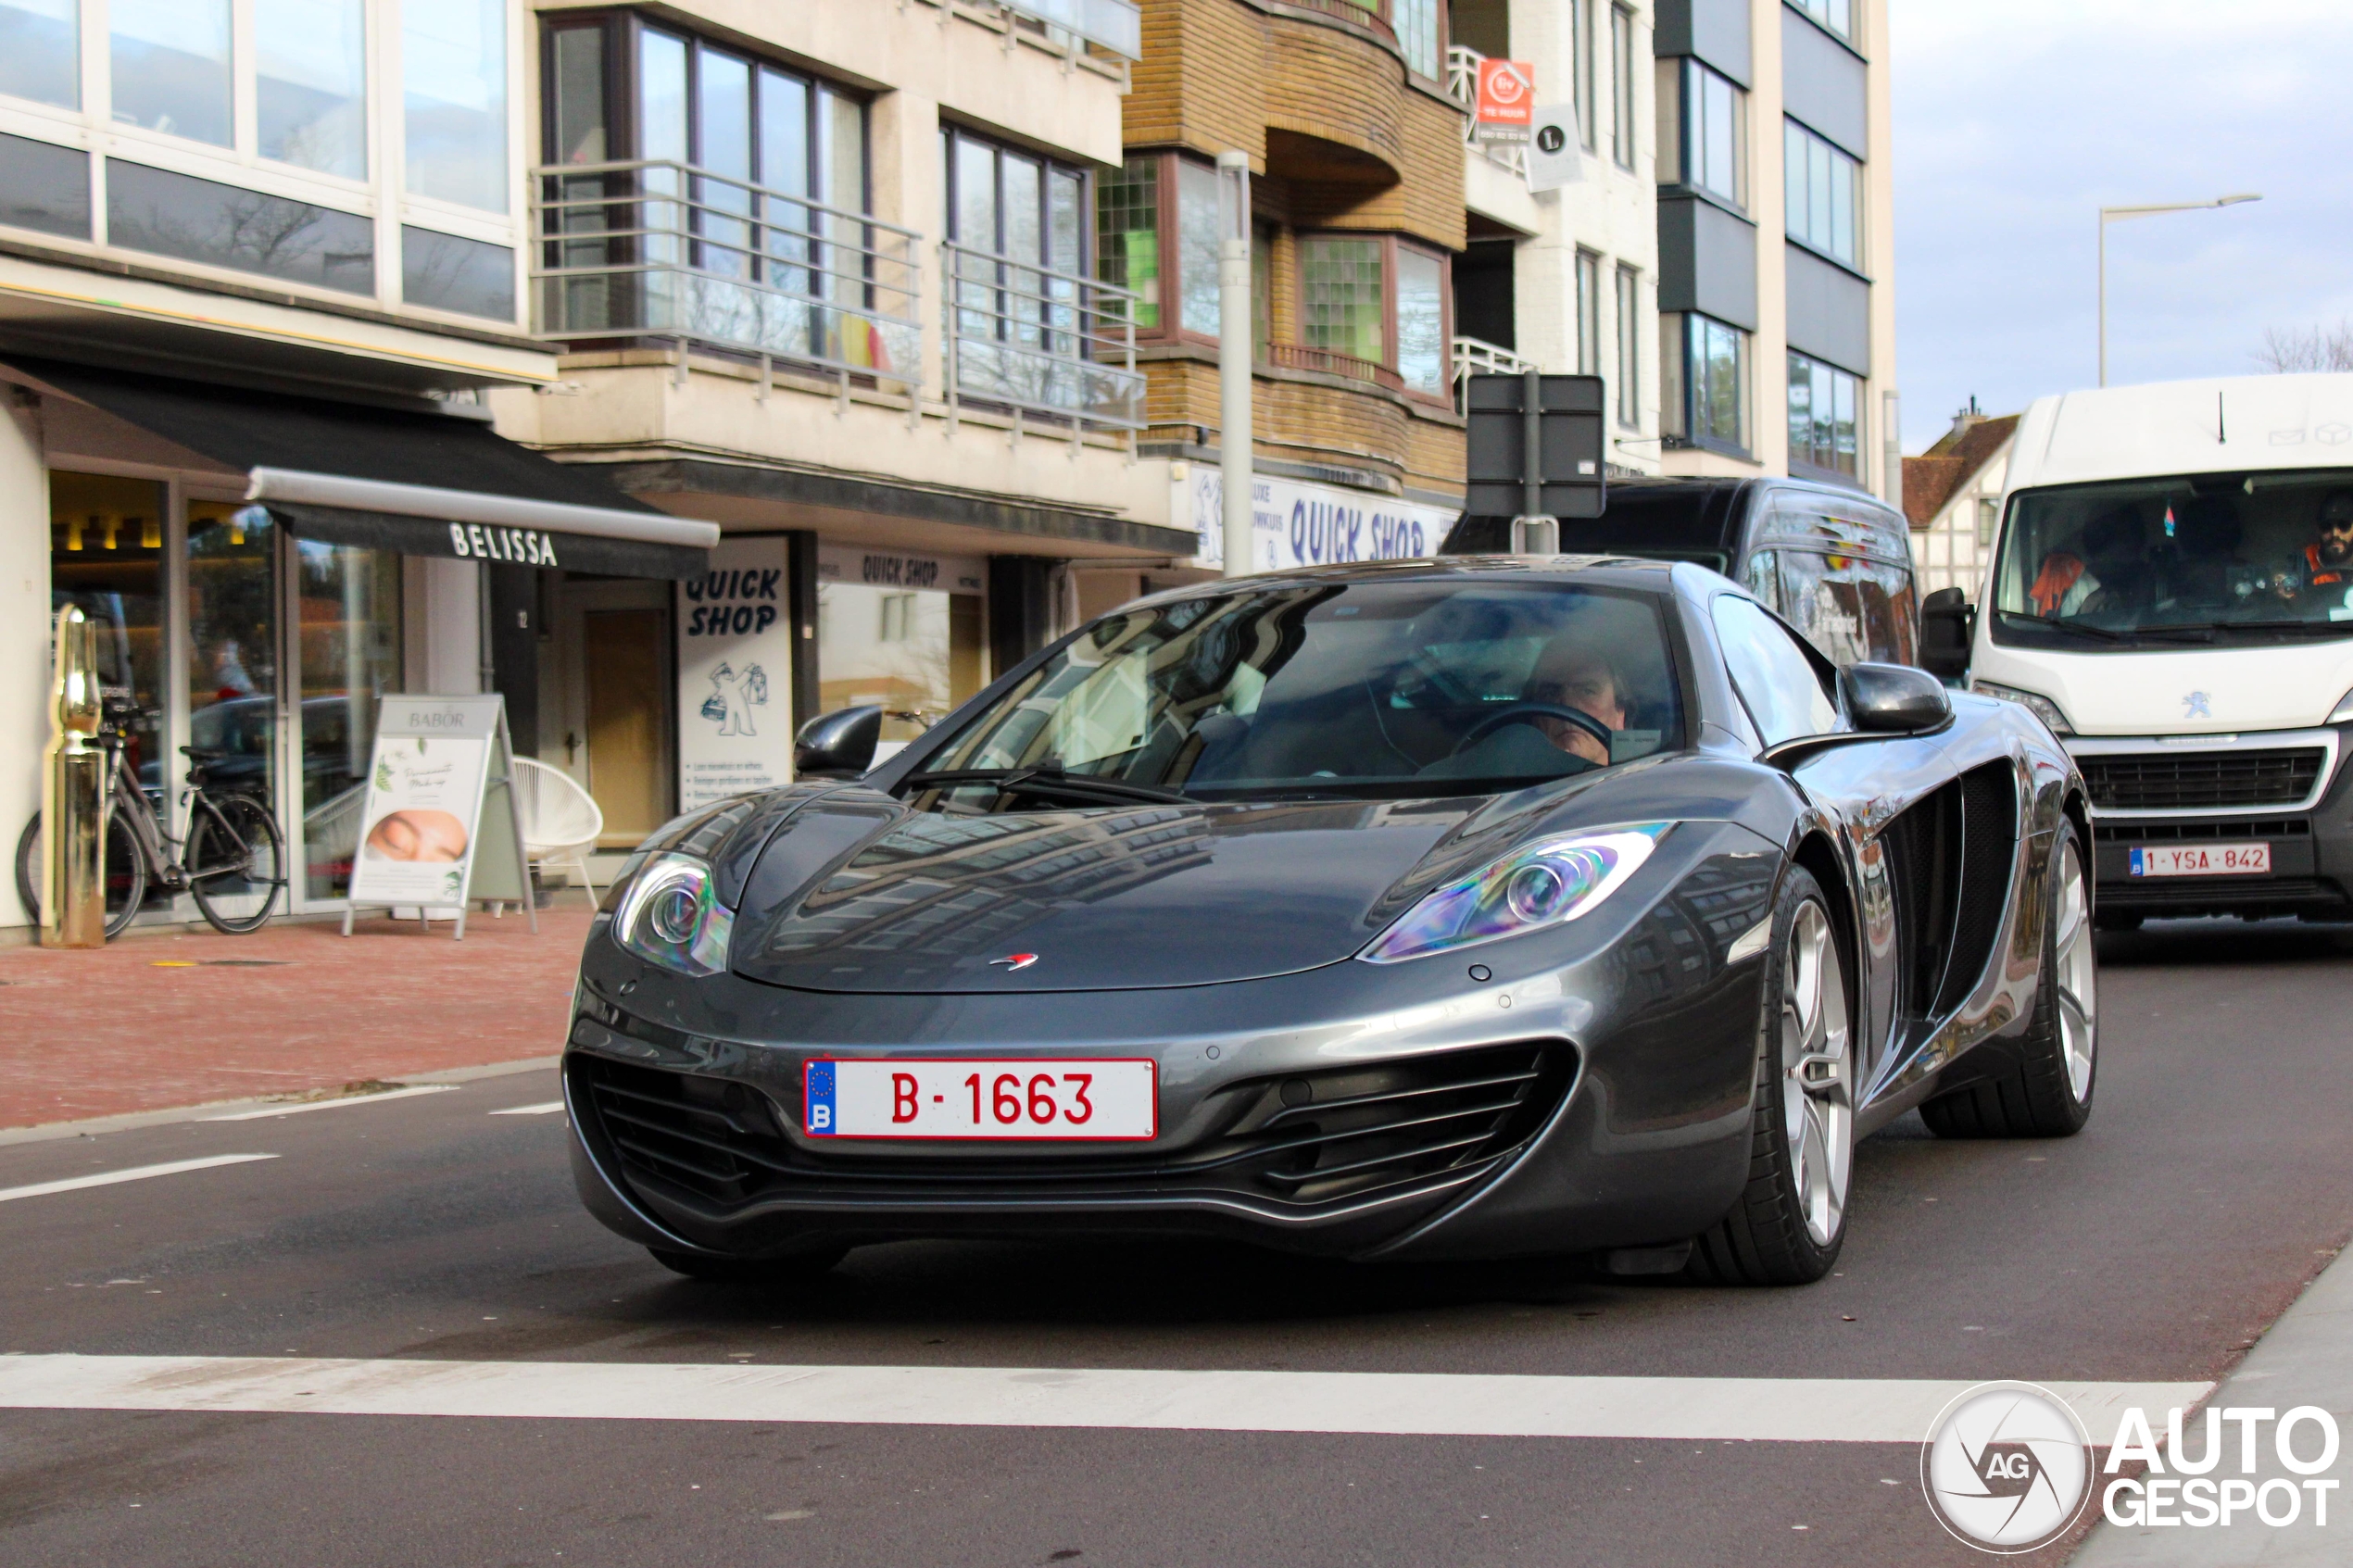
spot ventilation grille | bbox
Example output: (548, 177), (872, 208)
(1880, 762), (2018, 1023)
(2081, 750), (2323, 811)
(572, 1042), (1577, 1215)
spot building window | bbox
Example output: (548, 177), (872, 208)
(1610, 4), (1636, 170)
(1098, 157), (1159, 329)
(1784, 120), (1860, 269)
(108, 158), (373, 293)
(1575, 248), (1600, 374)
(111, 0), (232, 147)
(0, 0), (76, 107)
(1395, 0), (1441, 80)
(1668, 59), (1746, 208)
(1788, 349), (1860, 477)
(258, 0), (366, 179)
(1573, 0), (1595, 151)
(1300, 235), (1385, 366)
(404, 226), (515, 320)
(878, 592), (916, 643)
(1976, 495), (1998, 548)
(0, 130), (88, 237)
(1791, 0), (1856, 45)
(1395, 244), (1447, 396)
(1175, 158), (1219, 337)
(944, 126), (1088, 273)
(1615, 264), (1640, 427)
(404, 0), (508, 211)
(1663, 312), (1747, 449)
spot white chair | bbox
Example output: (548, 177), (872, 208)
(513, 757), (606, 900)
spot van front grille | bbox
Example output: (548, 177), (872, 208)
(2081, 749), (2323, 811)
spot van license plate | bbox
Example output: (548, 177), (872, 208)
(2128, 844), (2271, 877)
(803, 1059), (1157, 1140)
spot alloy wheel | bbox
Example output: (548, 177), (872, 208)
(1780, 899), (1853, 1248)
(2053, 843), (2097, 1101)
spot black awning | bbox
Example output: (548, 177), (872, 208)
(5, 354), (713, 579)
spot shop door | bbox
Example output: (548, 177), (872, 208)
(583, 607), (671, 847)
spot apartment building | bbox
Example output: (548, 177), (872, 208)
(1653, 0), (1897, 502)
(1079, 0), (1468, 610)
(1445, 0), (1662, 478)
(0, 0), (664, 932)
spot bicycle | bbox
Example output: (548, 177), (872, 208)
(16, 695), (288, 938)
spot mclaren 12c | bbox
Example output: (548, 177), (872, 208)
(563, 558), (2097, 1286)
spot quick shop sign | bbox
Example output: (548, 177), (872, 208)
(1189, 467), (1459, 571)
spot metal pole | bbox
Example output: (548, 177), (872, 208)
(1217, 150), (1253, 578)
(1522, 367), (1542, 521)
(2097, 213), (2107, 388)
(41, 605), (104, 947)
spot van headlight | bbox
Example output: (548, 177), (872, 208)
(1971, 678), (2077, 737)
(612, 852), (735, 978)
(1359, 825), (1669, 964)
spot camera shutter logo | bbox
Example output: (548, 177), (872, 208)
(1921, 1382), (2095, 1553)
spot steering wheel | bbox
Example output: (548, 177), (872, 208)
(1451, 702), (1614, 758)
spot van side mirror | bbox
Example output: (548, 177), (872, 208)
(1843, 662), (1954, 734)
(793, 705), (881, 779)
(1920, 587), (1975, 680)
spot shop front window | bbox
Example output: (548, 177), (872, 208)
(296, 540), (401, 900)
(50, 470), (166, 810)
(186, 502), (278, 812)
(817, 583), (985, 750)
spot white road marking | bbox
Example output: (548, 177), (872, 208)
(0, 1355), (2210, 1444)
(207, 1085), (456, 1121)
(488, 1102), (566, 1117)
(0, 1156), (280, 1205)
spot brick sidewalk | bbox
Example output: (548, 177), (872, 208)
(0, 906), (593, 1129)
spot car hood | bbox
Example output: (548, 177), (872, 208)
(725, 788), (1514, 994)
(1979, 641), (2353, 735)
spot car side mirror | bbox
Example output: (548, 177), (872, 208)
(1919, 587), (1975, 680)
(1843, 662), (1954, 734)
(793, 705), (881, 779)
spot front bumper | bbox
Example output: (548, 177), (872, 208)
(562, 821), (1786, 1263)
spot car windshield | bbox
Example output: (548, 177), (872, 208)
(908, 579), (1685, 804)
(1991, 470), (2353, 648)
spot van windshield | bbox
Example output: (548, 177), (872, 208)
(1991, 470), (2353, 649)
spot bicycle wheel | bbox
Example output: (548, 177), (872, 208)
(14, 809), (147, 940)
(185, 794), (286, 935)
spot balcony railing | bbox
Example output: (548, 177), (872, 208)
(1268, 342), (1407, 394)
(1445, 44), (1529, 177)
(1452, 334), (1536, 413)
(941, 239), (1145, 432)
(993, 0), (1143, 59)
(531, 159), (922, 390)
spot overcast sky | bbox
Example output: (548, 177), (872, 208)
(1890, 0), (2353, 451)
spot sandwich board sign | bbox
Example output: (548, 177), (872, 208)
(342, 694), (534, 940)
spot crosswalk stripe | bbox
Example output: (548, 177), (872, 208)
(0, 1355), (2210, 1445)
(487, 1102), (566, 1116)
(0, 1156), (279, 1204)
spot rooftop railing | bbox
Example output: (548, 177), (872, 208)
(531, 159), (923, 392)
(992, 0), (1143, 59)
(1452, 334), (1536, 413)
(942, 238), (1144, 432)
(1445, 45), (1530, 177)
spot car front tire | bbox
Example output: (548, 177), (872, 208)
(1688, 865), (1856, 1286)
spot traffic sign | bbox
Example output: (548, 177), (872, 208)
(1464, 372), (1607, 521)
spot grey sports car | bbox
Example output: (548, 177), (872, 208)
(564, 557), (2097, 1286)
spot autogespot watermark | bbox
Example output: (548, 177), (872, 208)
(1920, 1382), (2344, 1553)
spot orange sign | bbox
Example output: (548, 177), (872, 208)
(1476, 58), (1536, 130)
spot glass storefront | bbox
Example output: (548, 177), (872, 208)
(295, 537), (402, 898)
(49, 470), (166, 782)
(185, 500), (278, 808)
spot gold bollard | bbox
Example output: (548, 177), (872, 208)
(41, 605), (106, 948)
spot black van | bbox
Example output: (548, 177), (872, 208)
(1442, 476), (1922, 668)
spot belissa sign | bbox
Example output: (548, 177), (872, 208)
(447, 521), (564, 566)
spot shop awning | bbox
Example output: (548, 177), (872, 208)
(4, 355), (718, 578)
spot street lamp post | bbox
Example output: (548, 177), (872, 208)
(2098, 194), (2261, 386)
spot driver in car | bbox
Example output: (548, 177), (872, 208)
(1526, 642), (1626, 767)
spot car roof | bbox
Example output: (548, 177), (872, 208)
(1127, 554), (1685, 609)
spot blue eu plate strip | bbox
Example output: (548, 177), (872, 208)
(2128, 847), (2146, 878)
(805, 1061), (837, 1135)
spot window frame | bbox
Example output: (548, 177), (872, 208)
(1673, 56), (1747, 211)
(1573, 0), (1596, 152)
(1786, 347), (1864, 483)
(1782, 117), (1863, 272)
(1614, 262), (1640, 429)
(1609, 3), (1637, 170)
(1663, 310), (1750, 457)
(1574, 247), (1601, 376)
(1292, 229), (1455, 408)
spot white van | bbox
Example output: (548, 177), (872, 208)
(1922, 372), (2353, 928)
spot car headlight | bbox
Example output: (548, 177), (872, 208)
(1970, 678), (2076, 737)
(612, 852), (736, 978)
(2329, 685), (2353, 725)
(1359, 824), (1670, 964)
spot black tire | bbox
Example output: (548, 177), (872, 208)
(1688, 865), (1856, 1286)
(15, 809), (146, 940)
(649, 1245), (849, 1284)
(185, 794), (286, 935)
(1920, 820), (2097, 1139)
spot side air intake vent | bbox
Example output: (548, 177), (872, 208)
(1880, 761), (2020, 1024)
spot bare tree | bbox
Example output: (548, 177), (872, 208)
(2255, 320), (2353, 373)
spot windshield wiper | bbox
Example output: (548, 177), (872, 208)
(1994, 609), (2123, 642)
(901, 765), (1195, 807)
